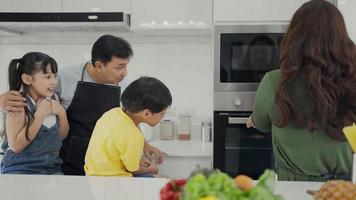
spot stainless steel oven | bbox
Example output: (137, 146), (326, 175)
(213, 24), (287, 178)
(214, 111), (273, 179)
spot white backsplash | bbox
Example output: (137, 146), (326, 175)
(0, 35), (213, 140)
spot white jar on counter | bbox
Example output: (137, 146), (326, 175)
(159, 120), (174, 140)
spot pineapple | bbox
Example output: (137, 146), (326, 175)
(313, 180), (356, 200)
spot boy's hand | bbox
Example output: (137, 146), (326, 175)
(140, 157), (152, 167)
(144, 142), (166, 164)
(142, 163), (159, 175)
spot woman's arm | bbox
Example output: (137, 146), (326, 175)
(250, 72), (275, 132)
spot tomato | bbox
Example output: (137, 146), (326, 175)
(175, 179), (186, 186)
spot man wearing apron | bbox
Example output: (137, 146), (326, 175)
(59, 63), (121, 175)
(0, 35), (165, 175)
(55, 35), (164, 175)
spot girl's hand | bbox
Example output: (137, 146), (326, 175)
(35, 98), (51, 117)
(50, 95), (65, 116)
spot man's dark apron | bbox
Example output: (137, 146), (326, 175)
(60, 64), (121, 175)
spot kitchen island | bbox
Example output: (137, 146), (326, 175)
(0, 174), (322, 200)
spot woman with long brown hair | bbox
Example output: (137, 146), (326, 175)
(247, 0), (356, 181)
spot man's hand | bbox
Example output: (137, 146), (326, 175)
(143, 141), (166, 165)
(0, 91), (26, 113)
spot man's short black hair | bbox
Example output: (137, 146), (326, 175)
(121, 77), (172, 113)
(91, 35), (133, 66)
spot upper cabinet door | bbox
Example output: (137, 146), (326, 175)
(213, 0), (307, 22)
(338, 0), (356, 42)
(131, 0), (212, 29)
(62, 0), (131, 13)
(0, 0), (61, 12)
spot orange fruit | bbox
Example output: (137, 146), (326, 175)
(234, 175), (254, 190)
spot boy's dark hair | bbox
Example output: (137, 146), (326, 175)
(121, 77), (172, 113)
(91, 35), (133, 66)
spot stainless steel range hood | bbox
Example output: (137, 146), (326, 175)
(0, 12), (130, 35)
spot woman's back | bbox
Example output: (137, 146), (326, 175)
(250, 0), (356, 181)
(253, 69), (352, 181)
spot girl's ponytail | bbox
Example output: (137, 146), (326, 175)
(8, 58), (23, 91)
(7, 58), (33, 141)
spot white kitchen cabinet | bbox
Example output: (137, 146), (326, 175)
(150, 139), (213, 178)
(62, 0), (131, 13)
(213, 0), (307, 22)
(338, 0), (356, 42)
(158, 156), (212, 179)
(0, 0), (62, 12)
(131, 0), (212, 30)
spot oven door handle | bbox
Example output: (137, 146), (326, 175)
(228, 117), (248, 125)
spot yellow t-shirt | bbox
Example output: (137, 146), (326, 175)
(84, 107), (144, 176)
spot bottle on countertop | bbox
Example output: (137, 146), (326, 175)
(201, 121), (212, 142)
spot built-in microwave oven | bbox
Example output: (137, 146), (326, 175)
(213, 24), (287, 178)
(214, 24), (287, 93)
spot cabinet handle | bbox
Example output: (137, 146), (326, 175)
(228, 117), (248, 125)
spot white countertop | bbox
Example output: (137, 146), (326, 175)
(149, 139), (213, 157)
(0, 174), (322, 200)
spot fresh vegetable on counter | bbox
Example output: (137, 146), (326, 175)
(160, 169), (284, 200)
(160, 179), (186, 200)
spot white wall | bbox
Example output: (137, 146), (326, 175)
(0, 34), (213, 140)
(338, 0), (356, 43)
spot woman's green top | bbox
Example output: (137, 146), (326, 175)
(252, 70), (352, 181)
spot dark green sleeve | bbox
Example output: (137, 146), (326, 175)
(252, 73), (274, 133)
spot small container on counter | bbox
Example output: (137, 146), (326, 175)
(178, 115), (191, 140)
(201, 121), (212, 142)
(159, 120), (174, 140)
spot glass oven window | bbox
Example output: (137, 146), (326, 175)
(214, 112), (274, 179)
(224, 125), (272, 179)
(220, 33), (283, 83)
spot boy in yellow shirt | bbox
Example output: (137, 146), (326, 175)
(84, 77), (172, 176)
